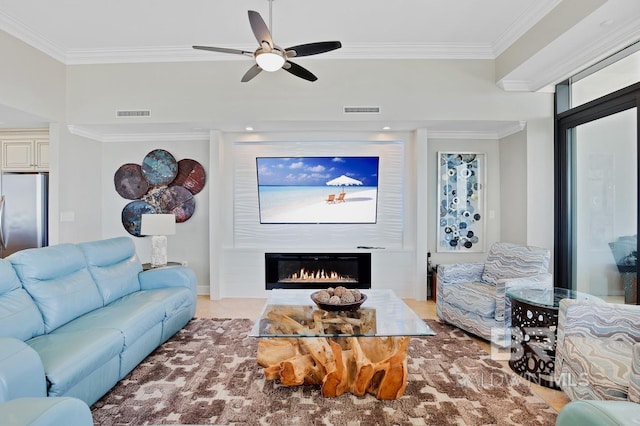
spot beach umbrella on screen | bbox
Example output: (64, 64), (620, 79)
(326, 175), (363, 193)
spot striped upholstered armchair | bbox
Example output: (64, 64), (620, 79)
(436, 242), (552, 343)
(554, 299), (640, 402)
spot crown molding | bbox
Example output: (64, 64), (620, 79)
(63, 42), (497, 65)
(428, 125), (525, 140)
(491, 0), (562, 56)
(496, 121), (527, 139)
(496, 79), (534, 92)
(529, 18), (640, 91)
(498, 14), (640, 92)
(0, 10), (67, 63)
(67, 125), (208, 143)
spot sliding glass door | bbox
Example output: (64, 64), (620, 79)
(571, 109), (637, 303)
(555, 83), (640, 304)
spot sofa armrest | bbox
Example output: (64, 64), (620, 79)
(495, 272), (553, 321)
(437, 263), (484, 285)
(0, 338), (46, 402)
(139, 266), (197, 294)
(558, 299), (640, 340)
(0, 397), (93, 426)
(501, 272), (553, 290)
(557, 299), (640, 347)
(556, 400), (640, 426)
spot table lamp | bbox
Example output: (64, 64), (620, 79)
(140, 213), (176, 267)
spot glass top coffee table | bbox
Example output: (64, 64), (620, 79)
(249, 289), (434, 400)
(249, 289), (435, 338)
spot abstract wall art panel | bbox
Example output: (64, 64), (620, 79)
(437, 152), (486, 253)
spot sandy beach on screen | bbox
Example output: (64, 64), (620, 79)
(264, 189), (378, 223)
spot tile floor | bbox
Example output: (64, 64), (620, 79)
(195, 295), (570, 413)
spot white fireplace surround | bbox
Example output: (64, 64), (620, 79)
(217, 140), (416, 299)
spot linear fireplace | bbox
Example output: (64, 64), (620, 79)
(265, 253), (371, 290)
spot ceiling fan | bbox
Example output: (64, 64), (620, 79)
(193, 0), (341, 82)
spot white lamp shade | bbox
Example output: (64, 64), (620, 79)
(140, 214), (176, 236)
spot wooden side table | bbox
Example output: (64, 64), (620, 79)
(426, 265), (438, 300)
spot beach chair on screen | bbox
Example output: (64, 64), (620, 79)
(336, 192), (346, 203)
(326, 194), (336, 203)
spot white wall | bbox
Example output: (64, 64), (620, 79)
(499, 130), (527, 245)
(0, 31), (65, 122)
(0, 46), (557, 298)
(55, 128), (103, 244)
(65, 60), (552, 125)
(0, 31), (68, 246)
(101, 138), (211, 295)
(212, 131), (421, 299)
(61, 59), (554, 299)
(426, 138), (502, 267)
(525, 119), (555, 263)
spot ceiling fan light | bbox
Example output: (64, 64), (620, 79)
(256, 50), (285, 72)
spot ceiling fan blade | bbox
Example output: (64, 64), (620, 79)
(283, 61), (317, 82)
(241, 64), (263, 82)
(285, 41), (342, 58)
(193, 45), (253, 56)
(248, 10), (273, 48)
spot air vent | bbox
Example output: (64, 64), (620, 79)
(116, 109), (151, 118)
(343, 106), (381, 114)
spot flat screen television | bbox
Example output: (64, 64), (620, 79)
(256, 156), (379, 224)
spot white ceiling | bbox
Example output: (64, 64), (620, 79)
(0, 0), (557, 63)
(1, 0), (639, 136)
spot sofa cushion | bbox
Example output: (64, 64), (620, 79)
(27, 328), (124, 398)
(55, 291), (165, 348)
(78, 237), (142, 305)
(0, 258), (21, 295)
(9, 244), (103, 333)
(563, 336), (633, 400)
(0, 259), (44, 340)
(482, 242), (550, 285)
(441, 281), (496, 318)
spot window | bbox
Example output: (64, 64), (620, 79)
(555, 44), (640, 305)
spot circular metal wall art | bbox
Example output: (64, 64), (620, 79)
(141, 149), (178, 187)
(114, 149), (206, 236)
(121, 200), (157, 237)
(172, 159), (206, 195)
(161, 186), (196, 222)
(114, 163), (149, 200)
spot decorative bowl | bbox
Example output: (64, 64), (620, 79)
(310, 291), (367, 312)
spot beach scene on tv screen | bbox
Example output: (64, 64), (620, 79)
(256, 156), (379, 224)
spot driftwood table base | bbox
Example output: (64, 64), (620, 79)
(257, 336), (410, 400)
(255, 307), (410, 400)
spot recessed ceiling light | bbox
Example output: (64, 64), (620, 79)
(382, 126), (391, 130)
(245, 126), (254, 131)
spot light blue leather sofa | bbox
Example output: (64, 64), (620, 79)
(0, 237), (197, 425)
(555, 400), (640, 426)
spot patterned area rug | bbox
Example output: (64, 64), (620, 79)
(91, 318), (557, 425)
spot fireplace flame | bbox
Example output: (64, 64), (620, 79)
(281, 267), (357, 283)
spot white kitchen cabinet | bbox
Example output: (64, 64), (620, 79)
(0, 131), (49, 171)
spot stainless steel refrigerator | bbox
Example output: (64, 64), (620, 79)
(0, 173), (48, 258)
